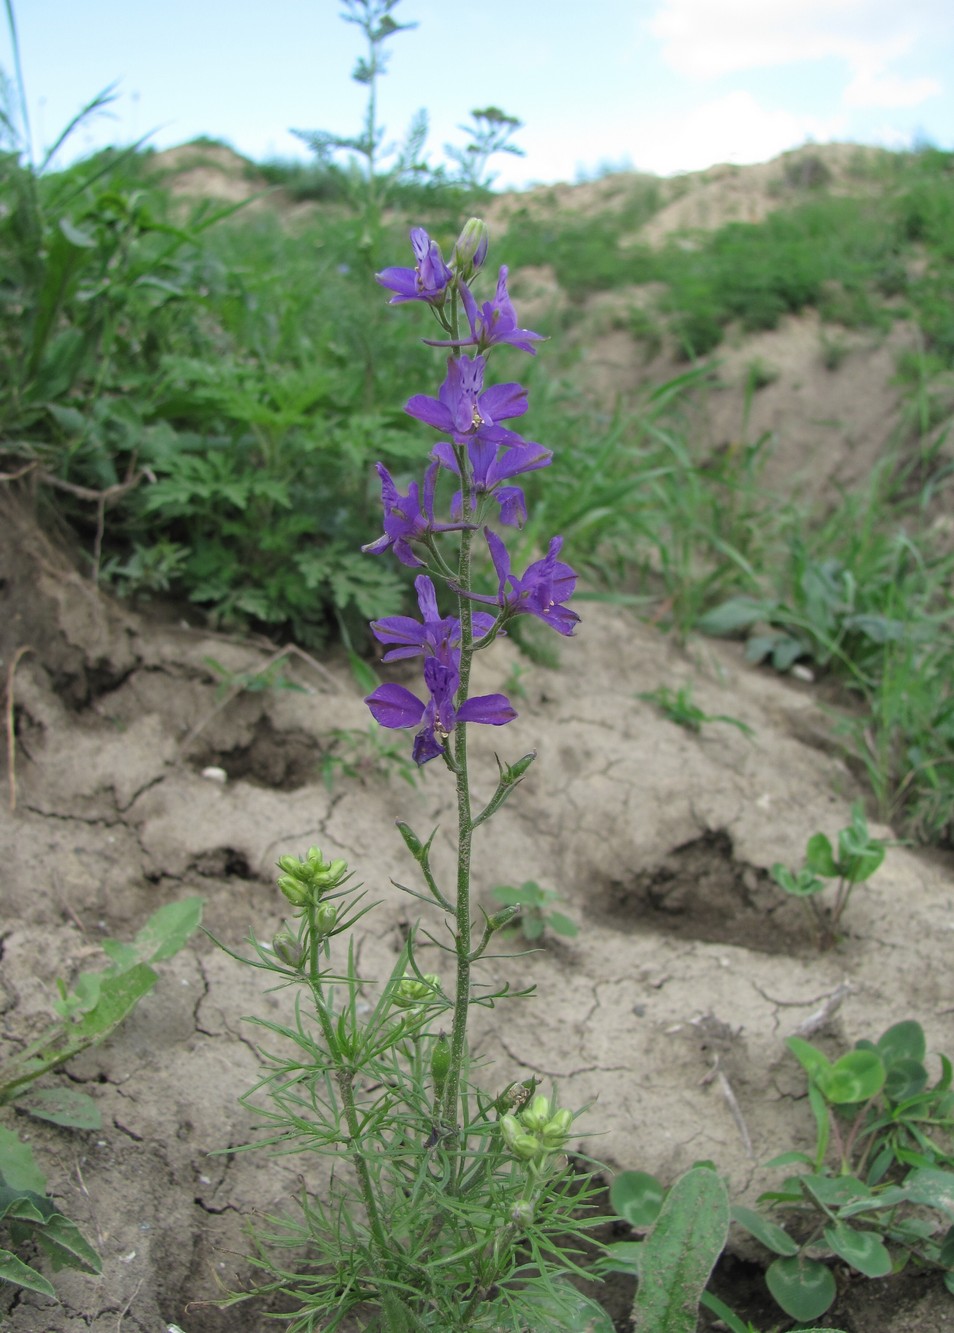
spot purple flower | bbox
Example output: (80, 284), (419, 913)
(405, 356), (529, 449)
(370, 574), (494, 665)
(361, 462), (472, 568)
(425, 266), (545, 356)
(462, 529), (580, 635)
(376, 227), (454, 306)
(431, 437), (552, 527)
(365, 656), (516, 765)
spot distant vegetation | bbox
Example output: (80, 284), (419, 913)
(1, 138), (952, 843)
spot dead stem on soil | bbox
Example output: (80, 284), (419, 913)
(5, 645), (33, 812)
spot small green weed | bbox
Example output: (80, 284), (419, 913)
(735, 1020), (954, 1323)
(638, 682), (753, 738)
(771, 801), (886, 949)
(321, 723), (419, 791)
(0, 898), (203, 1299)
(490, 880), (578, 944)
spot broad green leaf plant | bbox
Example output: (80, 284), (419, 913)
(0, 898), (203, 1301)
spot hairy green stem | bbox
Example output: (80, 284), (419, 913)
(306, 903), (405, 1327)
(441, 524), (476, 1132)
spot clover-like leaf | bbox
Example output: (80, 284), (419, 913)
(816, 1048), (885, 1105)
(823, 1221), (892, 1277)
(610, 1170), (665, 1229)
(766, 1255), (837, 1321)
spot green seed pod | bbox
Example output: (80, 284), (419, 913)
(430, 1033), (451, 1098)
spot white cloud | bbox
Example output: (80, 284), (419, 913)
(631, 90), (845, 175)
(845, 70), (941, 108)
(649, 0), (946, 110)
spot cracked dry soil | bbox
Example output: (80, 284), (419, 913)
(2, 491), (954, 1333)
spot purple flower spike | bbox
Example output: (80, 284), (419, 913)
(365, 656), (516, 765)
(376, 227), (454, 306)
(463, 529), (580, 635)
(362, 462), (472, 567)
(371, 574), (494, 665)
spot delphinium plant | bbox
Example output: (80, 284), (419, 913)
(219, 223), (613, 1332)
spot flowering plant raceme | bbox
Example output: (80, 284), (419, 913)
(223, 221), (600, 1332)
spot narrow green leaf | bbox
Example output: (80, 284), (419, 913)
(731, 1205), (799, 1256)
(128, 896), (204, 964)
(14, 1087), (101, 1130)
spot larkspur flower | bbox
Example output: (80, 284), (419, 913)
(370, 574), (494, 665)
(376, 227), (453, 306)
(361, 462), (472, 568)
(425, 266), (545, 356)
(461, 528), (580, 635)
(431, 436), (552, 528)
(365, 656), (516, 765)
(405, 355), (529, 449)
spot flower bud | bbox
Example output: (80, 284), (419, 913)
(501, 751), (537, 786)
(510, 1200), (534, 1230)
(512, 1133), (541, 1162)
(393, 971), (440, 1008)
(499, 1113), (521, 1151)
(520, 1095), (552, 1133)
(314, 902), (338, 937)
(275, 847), (350, 907)
(278, 873), (309, 907)
(541, 1108), (573, 1150)
(271, 927), (304, 969)
(452, 217), (490, 281)
(486, 904), (520, 933)
(396, 821), (424, 860)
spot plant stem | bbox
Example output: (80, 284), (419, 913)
(305, 903), (405, 1326)
(441, 524), (476, 1133)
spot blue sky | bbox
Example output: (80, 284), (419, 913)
(3, 0), (953, 186)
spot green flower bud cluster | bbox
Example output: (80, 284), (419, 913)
(392, 971), (441, 1010)
(276, 847), (349, 909)
(499, 1094), (573, 1165)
